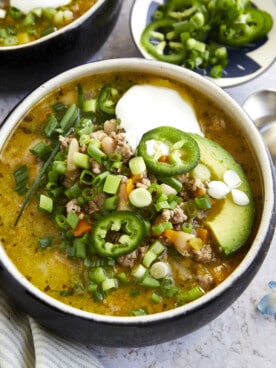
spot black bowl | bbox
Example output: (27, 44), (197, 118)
(0, 0), (122, 92)
(0, 59), (275, 347)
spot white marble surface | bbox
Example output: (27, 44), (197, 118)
(1, 1), (276, 367)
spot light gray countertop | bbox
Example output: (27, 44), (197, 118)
(1, 1), (275, 367)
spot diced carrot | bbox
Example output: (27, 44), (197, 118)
(163, 229), (179, 243)
(126, 178), (134, 195)
(196, 227), (208, 243)
(74, 218), (92, 237)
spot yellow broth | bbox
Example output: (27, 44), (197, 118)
(0, 72), (262, 316)
(0, 0), (98, 46)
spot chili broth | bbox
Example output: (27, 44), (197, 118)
(0, 72), (262, 316)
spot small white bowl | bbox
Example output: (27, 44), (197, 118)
(130, 0), (276, 88)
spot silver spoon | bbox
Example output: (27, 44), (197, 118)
(243, 89), (276, 166)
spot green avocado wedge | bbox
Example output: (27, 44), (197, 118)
(191, 134), (255, 256)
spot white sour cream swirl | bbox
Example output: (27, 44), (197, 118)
(115, 84), (202, 150)
(10, 0), (72, 14)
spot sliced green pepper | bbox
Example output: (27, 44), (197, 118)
(91, 211), (146, 258)
(137, 126), (200, 176)
(217, 8), (273, 47)
(165, 0), (205, 20)
(140, 19), (186, 64)
(97, 86), (119, 116)
(254, 10), (274, 39)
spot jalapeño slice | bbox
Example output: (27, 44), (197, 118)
(91, 211), (146, 258)
(137, 126), (200, 176)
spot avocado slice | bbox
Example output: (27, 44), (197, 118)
(191, 134), (255, 255)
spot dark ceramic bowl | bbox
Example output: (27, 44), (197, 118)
(0, 59), (275, 347)
(0, 0), (122, 92)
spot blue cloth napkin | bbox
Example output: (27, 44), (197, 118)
(0, 290), (104, 368)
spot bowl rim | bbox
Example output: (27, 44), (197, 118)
(0, 58), (275, 325)
(0, 0), (108, 51)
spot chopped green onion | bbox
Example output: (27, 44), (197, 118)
(181, 222), (193, 233)
(129, 188), (152, 208)
(39, 194), (53, 213)
(87, 142), (107, 163)
(73, 152), (90, 169)
(81, 187), (96, 201)
(110, 161), (123, 173)
(154, 200), (170, 211)
(103, 174), (121, 195)
(23, 13), (35, 27)
(150, 261), (170, 279)
(129, 289), (140, 297)
(13, 165), (29, 195)
(131, 264), (147, 279)
(59, 290), (73, 297)
(9, 7), (22, 19)
(102, 278), (118, 292)
(89, 267), (106, 284)
(184, 201), (198, 218)
(41, 26), (57, 37)
(117, 272), (129, 283)
(87, 283), (98, 292)
(92, 171), (110, 188)
(129, 156), (146, 175)
(151, 221), (172, 236)
(74, 238), (87, 259)
(52, 160), (66, 174)
(160, 278), (179, 298)
(143, 240), (165, 268)
(176, 285), (205, 305)
(86, 258), (115, 268)
(65, 182), (82, 199)
(130, 307), (148, 316)
(160, 176), (183, 193)
(29, 141), (52, 161)
(143, 250), (157, 268)
(103, 195), (118, 211)
(79, 170), (94, 185)
(150, 240), (166, 255)
(76, 118), (94, 136)
(83, 99), (97, 112)
(140, 276), (160, 288)
(59, 104), (79, 133)
(66, 211), (80, 229)
(151, 292), (162, 303)
(194, 194), (212, 210)
(108, 152), (122, 162)
(93, 289), (105, 302)
(52, 102), (67, 114)
(79, 134), (90, 146)
(38, 236), (54, 249)
(43, 114), (58, 137)
(55, 214), (68, 229)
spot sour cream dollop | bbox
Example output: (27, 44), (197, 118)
(10, 0), (72, 14)
(115, 84), (202, 150)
